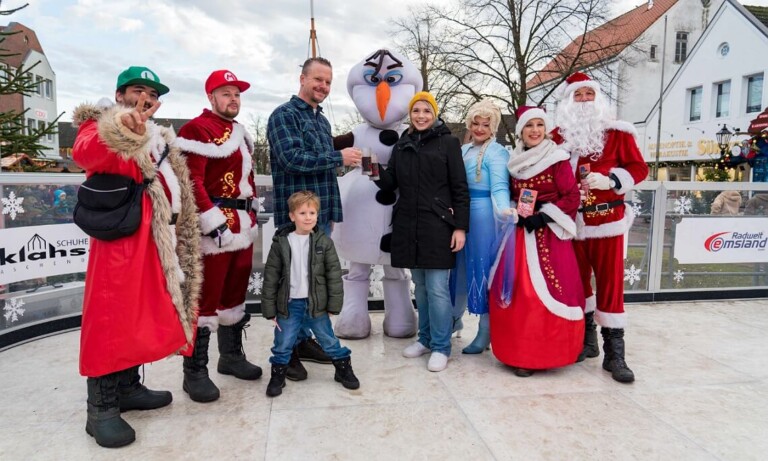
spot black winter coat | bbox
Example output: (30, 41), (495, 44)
(375, 121), (469, 269)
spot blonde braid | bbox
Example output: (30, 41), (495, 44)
(474, 138), (492, 182)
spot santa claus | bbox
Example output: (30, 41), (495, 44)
(552, 72), (649, 383)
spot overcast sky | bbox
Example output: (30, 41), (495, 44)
(11, 0), (768, 127)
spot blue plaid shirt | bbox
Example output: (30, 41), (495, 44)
(267, 96), (344, 227)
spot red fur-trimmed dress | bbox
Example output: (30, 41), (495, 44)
(489, 140), (584, 370)
(176, 109), (257, 328)
(72, 103), (201, 377)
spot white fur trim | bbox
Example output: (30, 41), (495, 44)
(523, 231), (584, 321)
(559, 80), (600, 100)
(197, 315), (219, 332)
(508, 144), (569, 179)
(540, 203), (576, 240)
(585, 295), (596, 314)
(217, 303), (246, 326)
(609, 167), (635, 196)
(200, 209), (255, 255)
(200, 207), (227, 234)
(595, 310), (627, 328)
(576, 205), (634, 240)
(605, 121), (638, 138)
(175, 123), (247, 159)
(238, 143), (254, 199)
(515, 108), (550, 137)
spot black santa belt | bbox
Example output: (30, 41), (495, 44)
(210, 196), (254, 212)
(579, 200), (624, 213)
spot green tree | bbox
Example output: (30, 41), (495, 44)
(0, 1), (61, 162)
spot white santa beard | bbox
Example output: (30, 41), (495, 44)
(557, 100), (610, 156)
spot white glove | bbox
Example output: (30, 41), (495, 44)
(586, 172), (612, 190)
(217, 228), (235, 248)
(502, 207), (519, 224)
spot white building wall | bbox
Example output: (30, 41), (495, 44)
(637, 2), (768, 165)
(527, 0), (722, 125)
(22, 50), (59, 159)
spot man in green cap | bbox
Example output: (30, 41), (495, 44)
(72, 66), (201, 448)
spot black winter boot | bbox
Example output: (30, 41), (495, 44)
(297, 337), (332, 364)
(601, 328), (635, 383)
(183, 327), (220, 402)
(86, 373), (135, 448)
(576, 312), (600, 362)
(332, 357), (360, 390)
(266, 364), (289, 397)
(286, 347), (308, 381)
(117, 366), (172, 412)
(217, 312), (263, 380)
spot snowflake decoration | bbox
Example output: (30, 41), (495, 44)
(673, 270), (685, 284)
(624, 264), (642, 285)
(674, 195), (692, 215)
(1, 191), (25, 221)
(3, 298), (25, 323)
(247, 272), (263, 295)
(630, 200), (643, 217)
(257, 197), (266, 213)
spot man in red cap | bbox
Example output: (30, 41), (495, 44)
(551, 72), (649, 383)
(176, 70), (262, 402)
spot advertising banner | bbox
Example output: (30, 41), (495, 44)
(0, 224), (90, 284)
(674, 217), (768, 264)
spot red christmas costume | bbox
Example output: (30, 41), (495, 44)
(490, 144), (584, 369)
(176, 109), (257, 327)
(73, 103), (201, 378)
(552, 123), (649, 327)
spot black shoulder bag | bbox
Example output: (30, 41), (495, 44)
(74, 146), (169, 241)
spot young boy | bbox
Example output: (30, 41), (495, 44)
(261, 191), (360, 397)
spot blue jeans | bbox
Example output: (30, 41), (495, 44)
(411, 268), (452, 355)
(294, 221), (333, 344)
(271, 298), (350, 365)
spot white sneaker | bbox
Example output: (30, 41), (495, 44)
(402, 341), (430, 358)
(427, 352), (449, 372)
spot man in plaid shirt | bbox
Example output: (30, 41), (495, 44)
(267, 57), (362, 230)
(267, 57), (362, 379)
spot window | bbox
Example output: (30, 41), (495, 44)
(715, 81), (730, 118)
(689, 87), (702, 121)
(43, 80), (53, 99)
(747, 74), (763, 113)
(650, 45), (657, 60)
(46, 122), (54, 142)
(27, 118), (36, 135)
(34, 75), (43, 95)
(675, 32), (688, 63)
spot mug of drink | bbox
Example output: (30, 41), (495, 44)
(361, 148), (373, 175)
(370, 153), (380, 180)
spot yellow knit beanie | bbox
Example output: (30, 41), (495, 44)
(408, 91), (439, 117)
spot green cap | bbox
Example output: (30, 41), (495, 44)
(116, 66), (170, 96)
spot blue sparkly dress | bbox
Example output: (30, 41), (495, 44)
(453, 140), (510, 315)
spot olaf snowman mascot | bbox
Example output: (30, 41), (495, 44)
(332, 49), (423, 339)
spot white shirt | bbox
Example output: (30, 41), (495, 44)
(287, 232), (310, 299)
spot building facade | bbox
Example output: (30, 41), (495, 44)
(0, 22), (59, 159)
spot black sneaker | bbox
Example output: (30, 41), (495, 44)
(297, 338), (332, 364)
(286, 347), (308, 381)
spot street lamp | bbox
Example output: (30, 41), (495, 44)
(716, 124), (733, 169)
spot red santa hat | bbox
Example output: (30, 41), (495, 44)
(515, 105), (550, 137)
(556, 72), (601, 100)
(205, 69), (251, 94)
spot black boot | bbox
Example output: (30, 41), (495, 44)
(217, 312), (263, 380)
(297, 337), (332, 364)
(576, 312), (600, 362)
(286, 347), (308, 381)
(332, 357), (360, 390)
(183, 327), (220, 402)
(266, 364), (289, 397)
(86, 373), (135, 448)
(117, 366), (172, 412)
(601, 328), (635, 383)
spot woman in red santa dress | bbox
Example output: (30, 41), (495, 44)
(489, 106), (584, 377)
